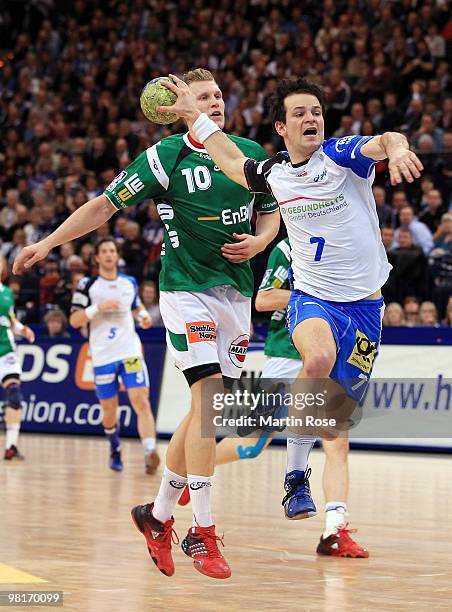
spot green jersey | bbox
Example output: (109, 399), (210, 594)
(0, 284), (16, 357)
(259, 238), (300, 360)
(104, 133), (277, 297)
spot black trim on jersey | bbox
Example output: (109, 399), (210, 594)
(168, 144), (194, 178)
(70, 275), (98, 312)
(243, 152), (288, 195)
(291, 158), (310, 168)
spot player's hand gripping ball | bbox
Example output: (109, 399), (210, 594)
(140, 77), (179, 125)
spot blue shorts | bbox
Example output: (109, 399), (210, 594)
(93, 356), (149, 400)
(286, 291), (385, 401)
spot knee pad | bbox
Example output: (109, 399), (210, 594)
(4, 383), (23, 410)
(237, 433), (269, 459)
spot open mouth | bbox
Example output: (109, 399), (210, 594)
(303, 127), (318, 136)
(210, 111), (222, 118)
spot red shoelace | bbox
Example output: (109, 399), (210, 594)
(193, 529), (225, 558)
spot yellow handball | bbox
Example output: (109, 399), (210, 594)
(140, 77), (179, 125)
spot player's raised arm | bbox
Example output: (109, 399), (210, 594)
(13, 195), (116, 274)
(360, 132), (423, 186)
(160, 74), (250, 189)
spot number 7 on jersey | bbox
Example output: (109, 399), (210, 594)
(310, 236), (326, 262)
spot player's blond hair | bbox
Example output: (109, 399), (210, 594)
(183, 68), (215, 85)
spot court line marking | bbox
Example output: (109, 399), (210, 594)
(0, 563), (47, 584)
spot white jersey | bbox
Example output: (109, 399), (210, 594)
(71, 274), (142, 366)
(244, 135), (391, 301)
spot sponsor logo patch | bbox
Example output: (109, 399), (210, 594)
(228, 334), (249, 368)
(335, 135), (355, 153)
(346, 330), (377, 374)
(313, 168), (327, 182)
(186, 321), (217, 343)
(116, 173), (145, 202)
(123, 357), (143, 374)
(106, 170), (127, 191)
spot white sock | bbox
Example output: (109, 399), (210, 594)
(142, 437), (156, 454)
(324, 501), (348, 537)
(6, 424), (20, 449)
(153, 466), (187, 523)
(286, 436), (315, 473)
(187, 474), (213, 528)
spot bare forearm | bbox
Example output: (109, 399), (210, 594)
(255, 211), (280, 248)
(361, 131), (422, 185)
(185, 111), (249, 188)
(379, 132), (409, 157)
(255, 288), (291, 312)
(43, 195), (115, 249)
(203, 131), (249, 188)
(361, 132), (409, 161)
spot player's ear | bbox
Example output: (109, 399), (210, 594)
(274, 121), (286, 138)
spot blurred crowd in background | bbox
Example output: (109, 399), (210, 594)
(0, 0), (451, 330)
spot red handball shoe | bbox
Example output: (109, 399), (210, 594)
(177, 484), (190, 506)
(4, 445), (25, 460)
(317, 525), (369, 558)
(181, 525), (231, 579)
(131, 502), (179, 576)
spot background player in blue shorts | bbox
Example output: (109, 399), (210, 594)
(70, 238), (159, 474)
(163, 75), (423, 556)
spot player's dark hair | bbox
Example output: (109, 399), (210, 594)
(94, 237), (118, 255)
(269, 78), (326, 125)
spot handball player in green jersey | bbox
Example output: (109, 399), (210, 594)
(13, 69), (280, 579)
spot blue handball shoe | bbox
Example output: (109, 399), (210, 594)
(282, 468), (316, 520)
(110, 449), (124, 472)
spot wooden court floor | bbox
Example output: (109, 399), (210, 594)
(0, 434), (451, 612)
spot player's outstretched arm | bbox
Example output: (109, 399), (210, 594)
(160, 74), (250, 189)
(13, 195), (116, 274)
(360, 132), (423, 186)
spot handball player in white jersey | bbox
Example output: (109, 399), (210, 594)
(162, 75), (423, 554)
(70, 238), (159, 474)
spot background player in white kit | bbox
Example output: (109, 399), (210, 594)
(70, 238), (159, 474)
(162, 75), (423, 556)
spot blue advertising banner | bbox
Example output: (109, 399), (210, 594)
(2, 331), (167, 437)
